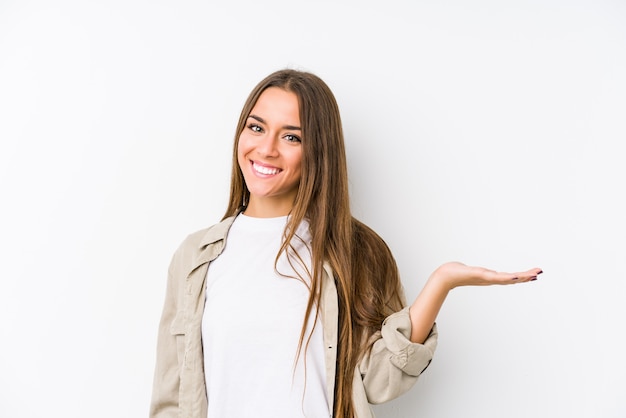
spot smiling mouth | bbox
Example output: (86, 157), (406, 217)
(252, 161), (281, 175)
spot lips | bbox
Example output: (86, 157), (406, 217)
(252, 161), (281, 176)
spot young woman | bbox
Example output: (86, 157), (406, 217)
(149, 69), (542, 418)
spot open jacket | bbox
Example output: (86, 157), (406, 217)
(150, 215), (438, 418)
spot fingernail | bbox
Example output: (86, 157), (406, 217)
(512, 277), (519, 280)
(537, 270), (543, 275)
(530, 277), (537, 281)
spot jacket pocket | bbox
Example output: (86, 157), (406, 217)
(169, 312), (186, 365)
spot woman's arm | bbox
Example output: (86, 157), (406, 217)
(408, 262), (542, 343)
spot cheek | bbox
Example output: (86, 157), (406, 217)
(290, 149), (303, 176)
(296, 147), (304, 167)
(237, 138), (248, 167)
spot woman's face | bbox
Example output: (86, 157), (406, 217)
(238, 87), (303, 217)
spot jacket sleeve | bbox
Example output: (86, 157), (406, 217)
(149, 250), (185, 418)
(357, 307), (438, 405)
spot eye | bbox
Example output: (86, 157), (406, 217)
(247, 123), (263, 133)
(283, 134), (301, 143)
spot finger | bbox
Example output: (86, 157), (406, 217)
(523, 268), (543, 280)
(510, 268), (542, 283)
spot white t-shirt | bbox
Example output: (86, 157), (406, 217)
(201, 214), (329, 418)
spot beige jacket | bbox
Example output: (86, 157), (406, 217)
(150, 215), (438, 418)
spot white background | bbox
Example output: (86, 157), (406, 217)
(1, 1), (625, 417)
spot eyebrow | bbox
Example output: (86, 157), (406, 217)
(248, 114), (301, 131)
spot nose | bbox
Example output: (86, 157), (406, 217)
(256, 133), (279, 157)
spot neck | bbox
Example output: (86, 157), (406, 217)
(244, 198), (294, 218)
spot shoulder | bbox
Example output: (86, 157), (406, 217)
(352, 218), (393, 256)
(170, 215), (238, 266)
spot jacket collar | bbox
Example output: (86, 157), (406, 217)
(199, 215), (237, 248)
(191, 214), (238, 272)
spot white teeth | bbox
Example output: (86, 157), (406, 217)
(253, 163), (280, 175)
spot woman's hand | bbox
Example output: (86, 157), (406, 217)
(408, 262), (543, 343)
(432, 261), (543, 290)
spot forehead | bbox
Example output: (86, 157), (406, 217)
(251, 87), (300, 123)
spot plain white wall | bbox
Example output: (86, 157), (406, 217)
(1, 1), (625, 417)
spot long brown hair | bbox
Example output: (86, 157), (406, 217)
(223, 69), (405, 417)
